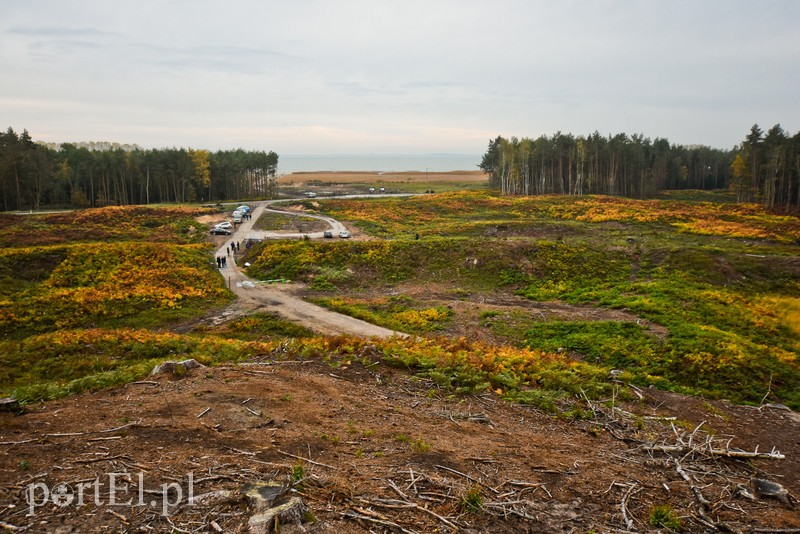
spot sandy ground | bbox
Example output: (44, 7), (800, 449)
(278, 171), (487, 184)
(208, 202), (402, 338)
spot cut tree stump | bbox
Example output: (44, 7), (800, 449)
(248, 496), (308, 534)
(0, 398), (20, 412)
(149, 359), (205, 377)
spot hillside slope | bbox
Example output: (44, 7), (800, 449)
(1, 358), (797, 532)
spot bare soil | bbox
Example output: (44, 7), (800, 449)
(1, 358), (797, 533)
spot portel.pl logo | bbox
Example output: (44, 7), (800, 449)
(26, 472), (195, 516)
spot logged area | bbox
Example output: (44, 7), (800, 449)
(1, 191), (799, 533)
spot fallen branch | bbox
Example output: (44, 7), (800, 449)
(276, 450), (337, 470)
(44, 420), (141, 438)
(646, 444), (784, 460)
(620, 483), (640, 532)
(342, 508), (417, 534)
(87, 436), (123, 442)
(434, 464), (499, 494)
(482, 501), (539, 521)
(107, 509), (129, 525)
(613, 407), (677, 421)
(359, 497), (459, 531)
(0, 438), (37, 446)
(75, 454), (132, 465)
(674, 459), (743, 534)
(388, 479), (410, 500)
(223, 446), (256, 456)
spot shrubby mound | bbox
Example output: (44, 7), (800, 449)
(244, 192), (800, 408)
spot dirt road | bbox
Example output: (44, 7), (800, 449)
(213, 202), (405, 338)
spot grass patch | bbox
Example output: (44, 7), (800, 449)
(649, 504), (682, 530)
(0, 242), (231, 337)
(311, 295), (453, 334)
(203, 312), (315, 340)
(0, 328), (275, 403)
(252, 211), (329, 233)
(245, 192), (800, 408)
(2, 196), (798, 414)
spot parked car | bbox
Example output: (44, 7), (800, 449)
(210, 227), (232, 235)
(236, 205), (251, 212)
(323, 230), (333, 238)
(305, 192), (317, 198)
(215, 221), (233, 230)
(339, 230), (351, 238)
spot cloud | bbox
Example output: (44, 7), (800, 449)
(1, 0), (798, 153)
(6, 26), (118, 37)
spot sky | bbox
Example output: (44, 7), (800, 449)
(1, 0), (798, 155)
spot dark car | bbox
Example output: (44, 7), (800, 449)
(323, 230), (333, 238)
(210, 228), (232, 235)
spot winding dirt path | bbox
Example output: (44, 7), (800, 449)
(213, 201), (405, 338)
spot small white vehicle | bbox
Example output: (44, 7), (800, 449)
(339, 230), (351, 238)
(305, 192), (317, 198)
(215, 221), (233, 230)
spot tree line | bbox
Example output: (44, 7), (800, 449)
(480, 125), (800, 209)
(0, 127), (278, 211)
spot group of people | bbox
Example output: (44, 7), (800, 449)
(216, 241), (242, 269)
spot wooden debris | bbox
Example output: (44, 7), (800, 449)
(342, 509), (417, 534)
(190, 489), (240, 507)
(150, 359), (205, 376)
(0, 398), (20, 412)
(434, 464), (499, 494)
(107, 509), (129, 524)
(276, 449), (337, 470)
(645, 443), (785, 460)
(620, 483), (640, 532)
(751, 478), (797, 508)
(674, 459), (744, 534)
(248, 496), (307, 534)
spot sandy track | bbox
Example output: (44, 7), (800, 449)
(213, 202), (404, 338)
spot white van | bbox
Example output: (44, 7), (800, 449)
(233, 209), (244, 223)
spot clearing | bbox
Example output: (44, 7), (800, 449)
(1, 357), (798, 532)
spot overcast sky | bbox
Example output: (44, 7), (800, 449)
(1, 0), (798, 154)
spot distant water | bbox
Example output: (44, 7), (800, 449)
(278, 154), (481, 174)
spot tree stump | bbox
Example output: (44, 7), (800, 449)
(0, 398), (20, 412)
